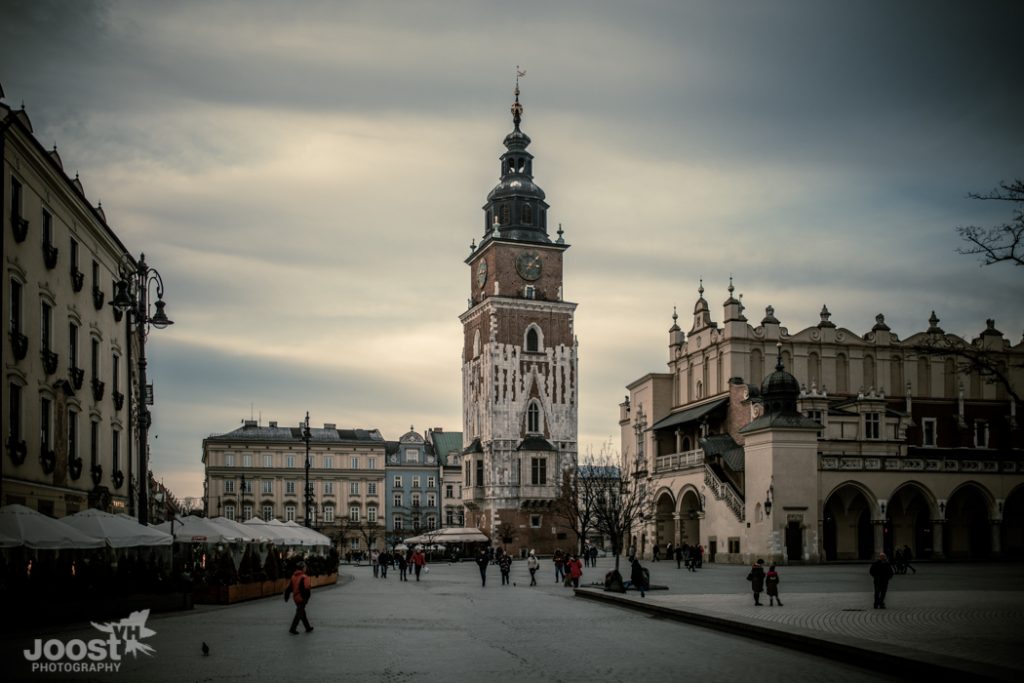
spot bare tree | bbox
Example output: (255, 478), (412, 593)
(352, 520), (381, 554)
(552, 454), (600, 555)
(494, 522), (518, 548)
(587, 447), (651, 573)
(956, 179), (1024, 267)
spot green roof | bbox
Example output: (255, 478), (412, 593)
(430, 431), (463, 466)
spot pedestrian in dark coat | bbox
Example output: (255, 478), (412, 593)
(498, 552), (512, 585)
(476, 549), (489, 587)
(870, 552), (895, 608)
(674, 544), (683, 569)
(765, 564), (782, 606)
(747, 559), (766, 605)
(902, 545), (917, 575)
(630, 558), (647, 598)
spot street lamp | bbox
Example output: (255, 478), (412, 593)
(302, 412), (312, 528)
(110, 252), (172, 525)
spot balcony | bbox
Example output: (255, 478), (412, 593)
(10, 332), (28, 360)
(71, 268), (85, 292)
(6, 435), (27, 465)
(519, 484), (559, 500)
(42, 349), (59, 375)
(90, 463), (103, 486)
(92, 286), (104, 310)
(70, 366), (85, 390)
(655, 448), (706, 474)
(43, 242), (58, 269)
(40, 445), (56, 474)
(68, 457), (83, 480)
(12, 216), (28, 242)
(91, 378), (105, 401)
(113, 390), (124, 411)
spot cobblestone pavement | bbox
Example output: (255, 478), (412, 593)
(576, 558), (1024, 681)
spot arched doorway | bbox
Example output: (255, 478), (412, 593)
(1002, 486), (1024, 560)
(944, 483), (992, 559)
(654, 491), (675, 552)
(888, 483), (934, 558)
(822, 483), (875, 560)
(678, 489), (702, 549)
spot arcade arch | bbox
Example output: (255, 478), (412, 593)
(822, 482), (876, 561)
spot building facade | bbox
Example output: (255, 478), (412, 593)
(427, 428), (466, 528)
(384, 429), (441, 538)
(3, 97), (142, 517)
(459, 85), (578, 555)
(622, 282), (1024, 564)
(202, 419), (386, 551)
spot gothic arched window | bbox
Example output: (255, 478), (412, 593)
(522, 203), (532, 225)
(524, 324), (542, 353)
(527, 401), (541, 434)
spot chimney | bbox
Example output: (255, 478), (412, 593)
(432, 427), (443, 433)
(323, 423), (336, 430)
(269, 421), (278, 428)
(243, 419), (257, 428)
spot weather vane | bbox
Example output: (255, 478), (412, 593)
(512, 66), (526, 126)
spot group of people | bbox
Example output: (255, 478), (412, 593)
(746, 559), (783, 606)
(650, 542), (704, 571)
(369, 547), (428, 582)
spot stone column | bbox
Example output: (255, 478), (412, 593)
(990, 520), (1002, 559)
(672, 512), (681, 545)
(930, 520), (945, 560)
(873, 520), (885, 557)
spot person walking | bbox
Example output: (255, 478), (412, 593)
(476, 549), (489, 587)
(902, 545), (917, 575)
(589, 545), (598, 567)
(412, 547), (427, 581)
(870, 552), (895, 609)
(526, 550), (539, 586)
(397, 552), (409, 581)
(630, 557), (647, 598)
(747, 559), (766, 605)
(499, 551), (512, 585)
(284, 561), (314, 634)
(652, 543), (661, 561)
(696, 544), (704, 568)
(378, 550), (390, 579)
(371, 549), (379, 578)
(674, 544), (683, 569)
(567, 554), (583, 587)
(553, 549), (565, 583)
(765, 564), (783, 606)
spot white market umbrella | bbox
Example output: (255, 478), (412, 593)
(245, 517), (299, 545)
(282, 520), (330, 547)
(62, 509), (172, 548)
(153, 515), (233, 544)
(0, 504), (105, 550)
(212, 517), (265, 542)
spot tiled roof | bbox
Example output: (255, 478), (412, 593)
(207, 423), (384, 443)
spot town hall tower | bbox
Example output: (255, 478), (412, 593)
(459, 83), (578, 554)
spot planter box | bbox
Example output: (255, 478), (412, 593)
(193, 574), (335, 605)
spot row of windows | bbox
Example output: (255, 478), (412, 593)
(804, 410), (991, 447)
(391, 492), (438, 508)
(225, 479), (380, 496)
(9, 278), (123, 386)
(221, 453), (380, 469)
(463, 456), (548, 487)
(7, 382), (122, 477)
(390, 475), (436, 488)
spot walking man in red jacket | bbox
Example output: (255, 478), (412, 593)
(285, 561), (314, 634)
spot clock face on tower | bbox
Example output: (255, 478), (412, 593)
(516, 251), (543, 281)
(476, 260), (488, 287)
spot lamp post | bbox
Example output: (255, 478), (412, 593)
(302, 412), (312, 528)
(111, 252), (172, 525)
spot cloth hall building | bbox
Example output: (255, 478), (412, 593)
(621, 283), (1024, 564)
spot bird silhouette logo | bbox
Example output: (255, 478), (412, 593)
(90, 609), (157, 658)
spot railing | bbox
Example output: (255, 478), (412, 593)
(655, 448), (705, 473)
(704, 464), (745, 521)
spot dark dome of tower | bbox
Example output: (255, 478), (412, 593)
(762, 365), (800, 397)
(761, 353), (800, 416)
(503, 127), (531, 150)
(487, 176), (546, 202)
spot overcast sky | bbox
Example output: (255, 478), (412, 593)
(2, 0), (1021, 501)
